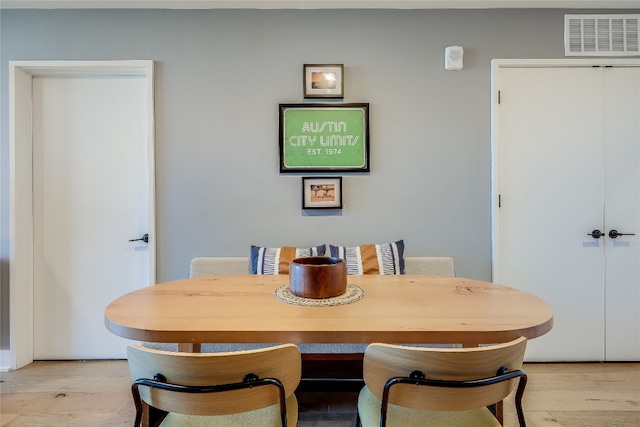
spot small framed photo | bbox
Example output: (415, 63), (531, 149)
(302, 177), (343, 209)
(303, 64), (344, 98)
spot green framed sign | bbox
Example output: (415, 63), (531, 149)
(279, 103), (369, 173)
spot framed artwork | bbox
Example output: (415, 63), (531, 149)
(303, 64), (344, 98)
(279, 103), (370, 173)
(302, 177), (343, 209)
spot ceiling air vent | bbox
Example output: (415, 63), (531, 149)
(565, 14), (639, 56)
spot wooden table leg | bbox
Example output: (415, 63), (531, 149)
(177, 343), (201, 352)
(141, 402), (149, 427)
(463, 342), (504, 424)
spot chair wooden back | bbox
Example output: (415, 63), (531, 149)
(127, 343), (301, 416)
(363, 337), (527, 411)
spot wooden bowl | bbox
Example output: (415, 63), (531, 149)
(289, 257), (347, 299)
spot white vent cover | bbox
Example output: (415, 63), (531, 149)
(565, 14), (639, 56)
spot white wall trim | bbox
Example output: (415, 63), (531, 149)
(8, 60), (156, 370)
(492, 58), (640, 69)
(1, 0), (638, 10)
(0, 349), (11, 372)
(490, 58), (640, 283)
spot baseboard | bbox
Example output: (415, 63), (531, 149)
(299, 352), (365, 392)
(301, 352), (364, 380)
(0, 349), (11, 372)
(297, 378), (364, 392)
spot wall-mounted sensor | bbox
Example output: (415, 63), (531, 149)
(445, 46), (464, 71)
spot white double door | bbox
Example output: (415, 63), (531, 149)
(493, 63), (639, 361)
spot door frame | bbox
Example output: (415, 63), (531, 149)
(8, 60), (156, 370)
(491, 58), (640, 282)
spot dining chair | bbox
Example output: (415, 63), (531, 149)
(127, 343), (301, 427)
(356, 336), (528, 427)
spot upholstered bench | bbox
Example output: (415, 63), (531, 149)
(189, 256), (455, 278)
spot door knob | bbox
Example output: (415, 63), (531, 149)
(608, 230), (635, 239)
(129, 234), (149, 243)
(588, 229), (604, 239)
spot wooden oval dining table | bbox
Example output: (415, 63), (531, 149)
(104, 274), (553, 351)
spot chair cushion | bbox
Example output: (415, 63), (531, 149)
(159, 393), (298, 426)
(329, 240), (405, 275)
(357, 386), (501, 427)
(250, 245), (326, 274)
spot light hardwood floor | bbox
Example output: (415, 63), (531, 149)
(1, 361), (638, 426)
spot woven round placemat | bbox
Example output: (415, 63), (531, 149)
(274, 284), (365, 307)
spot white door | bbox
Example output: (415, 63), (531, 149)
(493, 64), (640, 361)
(495, 67), (605, 361)
(603, 68), (640, 361)
(32, 75), (151, 359)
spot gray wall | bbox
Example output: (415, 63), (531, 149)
(1, 8), (634, 349)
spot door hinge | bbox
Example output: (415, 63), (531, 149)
(498, 194), (501, 207)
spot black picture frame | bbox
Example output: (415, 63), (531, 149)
(279, 103), (370, 173)
(302, 176), (343, 209)
(303, 64), (344, 98)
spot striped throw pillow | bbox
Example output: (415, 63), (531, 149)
(250, 245), (326, 274)
(329, 240), (405, 275)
